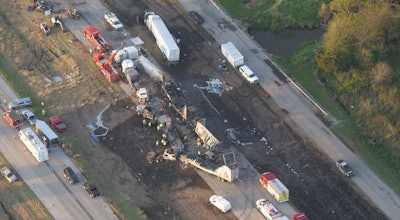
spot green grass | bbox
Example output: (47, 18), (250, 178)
(275, 42), (400, 195)
(0, 155), (52, 220)
(111, 194), (147, 220)
(0, 53), (145, 219)
(215, 0), (329, 31)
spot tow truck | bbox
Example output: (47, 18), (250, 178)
(83, 27), (111, 52)
(93, 44), (123, 82)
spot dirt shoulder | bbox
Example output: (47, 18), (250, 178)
(0, 0), (388, 220)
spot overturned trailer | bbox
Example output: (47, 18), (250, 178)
(180, 152), (239, 182)
(138, 55), (164, 82)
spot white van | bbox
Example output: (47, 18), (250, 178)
(8, 97), (32, 110)
(238, 65), (259, 84)
(209, 195), (231, 213)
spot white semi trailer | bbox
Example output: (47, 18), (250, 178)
(144, 12), (180, 62)
(19, 127), (49, 163)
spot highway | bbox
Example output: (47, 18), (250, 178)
(0, 76), (118, 220)
(177, 0), (400, 219)
(1, 0), (399, 219)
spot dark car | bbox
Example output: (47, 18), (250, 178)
(84, 181), (100, 198)
(189, 11), (204, 24)
(63, 167), (79, 184)
(336, 159), (355, 177)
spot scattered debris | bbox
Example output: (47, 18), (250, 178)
(86, 104), (110, 137)
(195, 78), (223, 96)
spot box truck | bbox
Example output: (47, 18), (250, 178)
(221, 42), (244, 68)
(260, 172), (289, 203)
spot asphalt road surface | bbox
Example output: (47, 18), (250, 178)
(2, 0), (400, 219)
(0, 77), (118, 219)
(177, 0), (400, 219)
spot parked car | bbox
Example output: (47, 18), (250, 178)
(63, 167), (79, 184)
(22, 109), (37, 125)
(209, 195), (231, 213)
(84, 181), (100, 198)
(8, 97), (32, 110)
(49, 116), (67, 132)
(40, 22), (50, 36)
(239, 65), (259, 84)
(336, 159), (355, 177)
(189, 11), (204, 24)
(1, 167), (17, 183)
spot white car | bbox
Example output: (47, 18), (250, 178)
(1, 167), (17, 183)
(239, 65), (259, 84)
(104, 12), (123, 30)
(22, 109), (37, 125)
(209, 195), (231, 213)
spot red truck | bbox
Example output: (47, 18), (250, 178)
(291, 212), (307, 220)
(83, 27), (111, 52)
(93, 52), (121, 82)
(3, 111), (24, 127)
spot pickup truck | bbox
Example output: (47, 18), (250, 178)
(104, 12), (123, 30)
(256, 199), (282, 220)
(1, 167), (17, 183)
(22, 109), (37, 126)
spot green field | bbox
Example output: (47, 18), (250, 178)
(216, 0), (400, 196)
(216, 0), (330, 31)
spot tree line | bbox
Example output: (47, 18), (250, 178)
(316, 1), (400, 156)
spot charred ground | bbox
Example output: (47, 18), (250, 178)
(0, 0), (387, 219)
(98, 0), (387, 220)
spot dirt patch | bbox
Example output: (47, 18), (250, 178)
(100, 1), (387, 220)
(0, 0), (388, 220)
